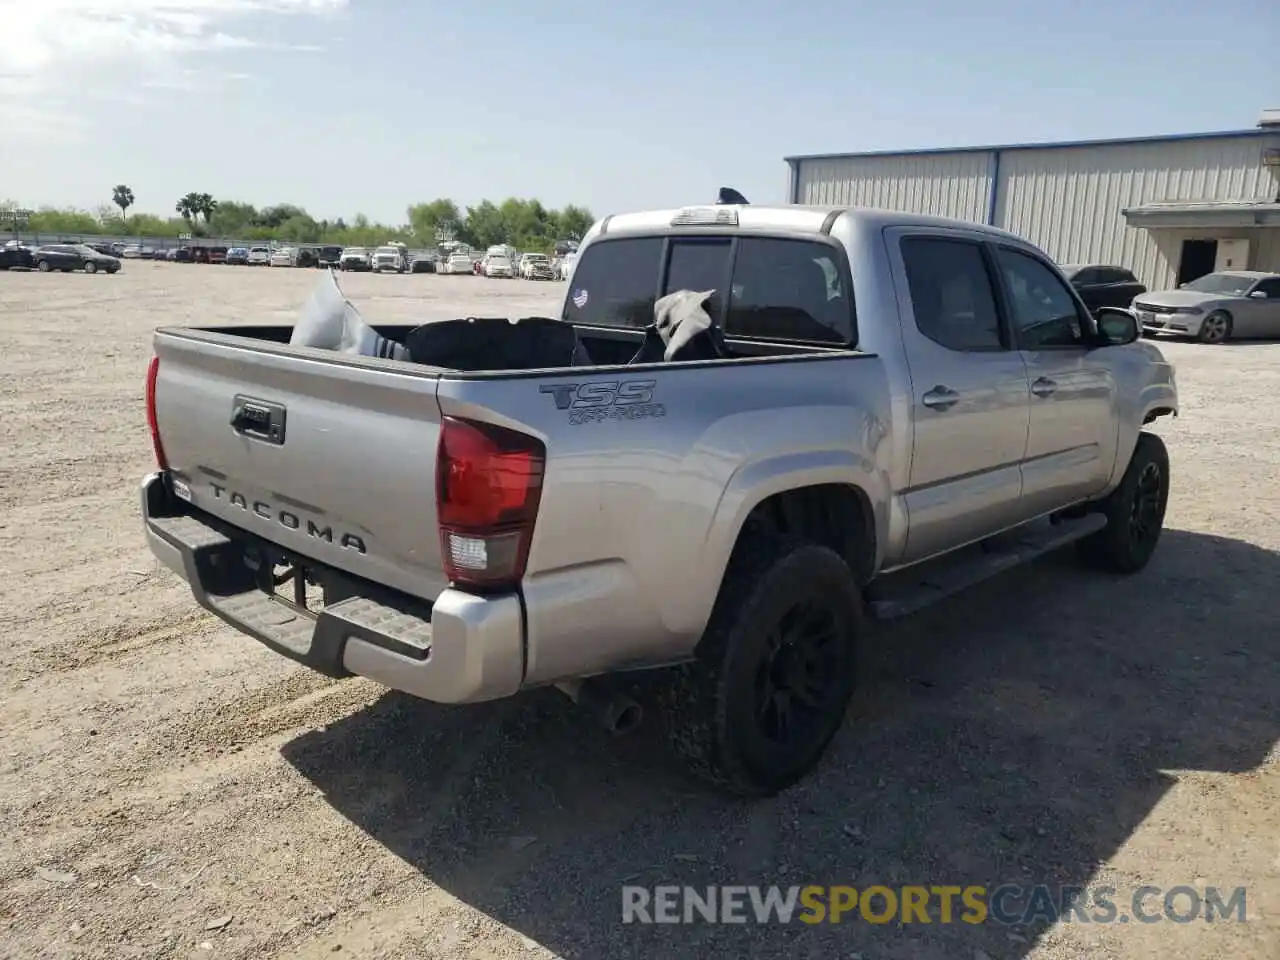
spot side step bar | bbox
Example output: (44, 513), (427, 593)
(865, 513), (1107, 621)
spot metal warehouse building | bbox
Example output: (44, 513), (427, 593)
(785, 110), (1280, 292)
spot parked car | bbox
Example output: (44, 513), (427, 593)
(372, 245), (405, 273)
(439, 252), (471, 275)
(316, 246), (344, 269)
(139, 203), (1178, 796)
(172, 247), (193, 263)
(84, 241), (122, 257)
(0, 241), (35, 270)
(339, 247), (372, 272)
(557, 251), (578, 280)
(269, 247), (297, 267)
(1133, 270), (1280, 343)
(225, 247), (250, 266)
(296, 248), (319, 268)
(32, 243), (121, 274)
(483, 253), (514, 278)
(519, 253), (555, 280)
(409, 254), (436, 274)
(191, 246), (228, 264)
(1057, 264), (1146, 316)
(247, 247), (271, 266)
(121, 245), (144, 259)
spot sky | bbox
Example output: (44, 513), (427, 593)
(1, 0), (1276, 225)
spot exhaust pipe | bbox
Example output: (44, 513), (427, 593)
(555, 678), (644, 736)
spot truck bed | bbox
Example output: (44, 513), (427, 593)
(147, 318), (883, 682)
(172, 321), (842, 369)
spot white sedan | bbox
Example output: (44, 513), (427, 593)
(247, 246), (271, 266)
(269, 248), (296, 267)
(444, 253), (473, 275)
(483, 254), (514, 278)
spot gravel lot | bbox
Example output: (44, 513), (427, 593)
(1, 263), (1276, 960)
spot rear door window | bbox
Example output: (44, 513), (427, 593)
(562, 236), (663, 328)
(725, 238), (852, 343)
(900, 237), (1005, 351)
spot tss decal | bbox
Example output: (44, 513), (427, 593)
(539, 380), (666, 425)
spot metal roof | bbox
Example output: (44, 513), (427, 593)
(784, 127), (1277, 164)
(1122, 200), (1280, 229)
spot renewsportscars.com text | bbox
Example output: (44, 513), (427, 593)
(621, 884), (1247, 925)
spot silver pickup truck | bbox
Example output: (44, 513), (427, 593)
(140, 204), (1178, 796)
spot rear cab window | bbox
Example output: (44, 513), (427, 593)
(562, 234), (854, 345)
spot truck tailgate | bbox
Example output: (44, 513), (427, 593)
(151, 330), (449, 601)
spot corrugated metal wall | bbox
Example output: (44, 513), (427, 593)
(795, 152), (992, 223)
(995, 135), (1280, 289)
(792, 133), (1280, 291)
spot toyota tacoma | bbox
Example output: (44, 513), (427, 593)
(140, 203), (1178, 796)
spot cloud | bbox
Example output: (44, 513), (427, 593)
(0, 0), (346, 129)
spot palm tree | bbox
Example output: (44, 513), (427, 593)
(196, 193), (218, 225)
(175, 193), (199, 224)
(112, 185), (134, 220)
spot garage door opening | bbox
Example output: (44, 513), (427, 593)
(1177, 239), (1218, 285)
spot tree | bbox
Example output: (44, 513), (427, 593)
(407, 199), (462, 245)
(175, 192), (199, 224)
(195, 193), (218, 224)
(112, 185), (135, 220)
(9, 193), (594, 250)
(555, 204), (594, 242)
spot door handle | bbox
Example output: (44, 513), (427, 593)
(1031, 377), (1057, 398)
(921, 385), (960, 411)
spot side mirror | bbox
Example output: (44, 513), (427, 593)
(1248, 290), (1266, 299)
(1095, 306), (1139, 345)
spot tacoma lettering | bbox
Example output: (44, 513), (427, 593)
(209, 483), (367, 554)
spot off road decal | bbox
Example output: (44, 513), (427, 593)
(539, 380), (666, 425)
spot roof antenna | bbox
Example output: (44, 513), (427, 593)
(717, 187), (749, 205)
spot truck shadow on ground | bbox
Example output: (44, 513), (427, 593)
(280, 529), (1278, 959)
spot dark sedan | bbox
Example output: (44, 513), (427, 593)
(316, 245), (343, 269)
(1058, 264), (1147, 315)
(85, 241), (123, 257)
(32, 243), (121, 274)
(0, 242), (36, 270)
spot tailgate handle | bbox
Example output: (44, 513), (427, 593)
(230, 395), (287, 445)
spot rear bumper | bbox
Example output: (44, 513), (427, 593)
(140, 472), (525, 703)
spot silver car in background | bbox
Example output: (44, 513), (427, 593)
(1134, 271), (1280, 343)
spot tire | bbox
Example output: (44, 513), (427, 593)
(659, 534), (862, 797)
(1076, 431), (1170, 574)
(83, 261), (96, 274)
(1197, 310), (1231, 344)
(36, 260), (50, 272)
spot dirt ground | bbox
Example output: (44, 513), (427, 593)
(0, 262), (1276, 960)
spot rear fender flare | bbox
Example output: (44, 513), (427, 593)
(682, 449), (889, 637)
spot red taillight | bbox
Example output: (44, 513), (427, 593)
(145, 355), (168, 470)
(436, 416), (545, 590)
